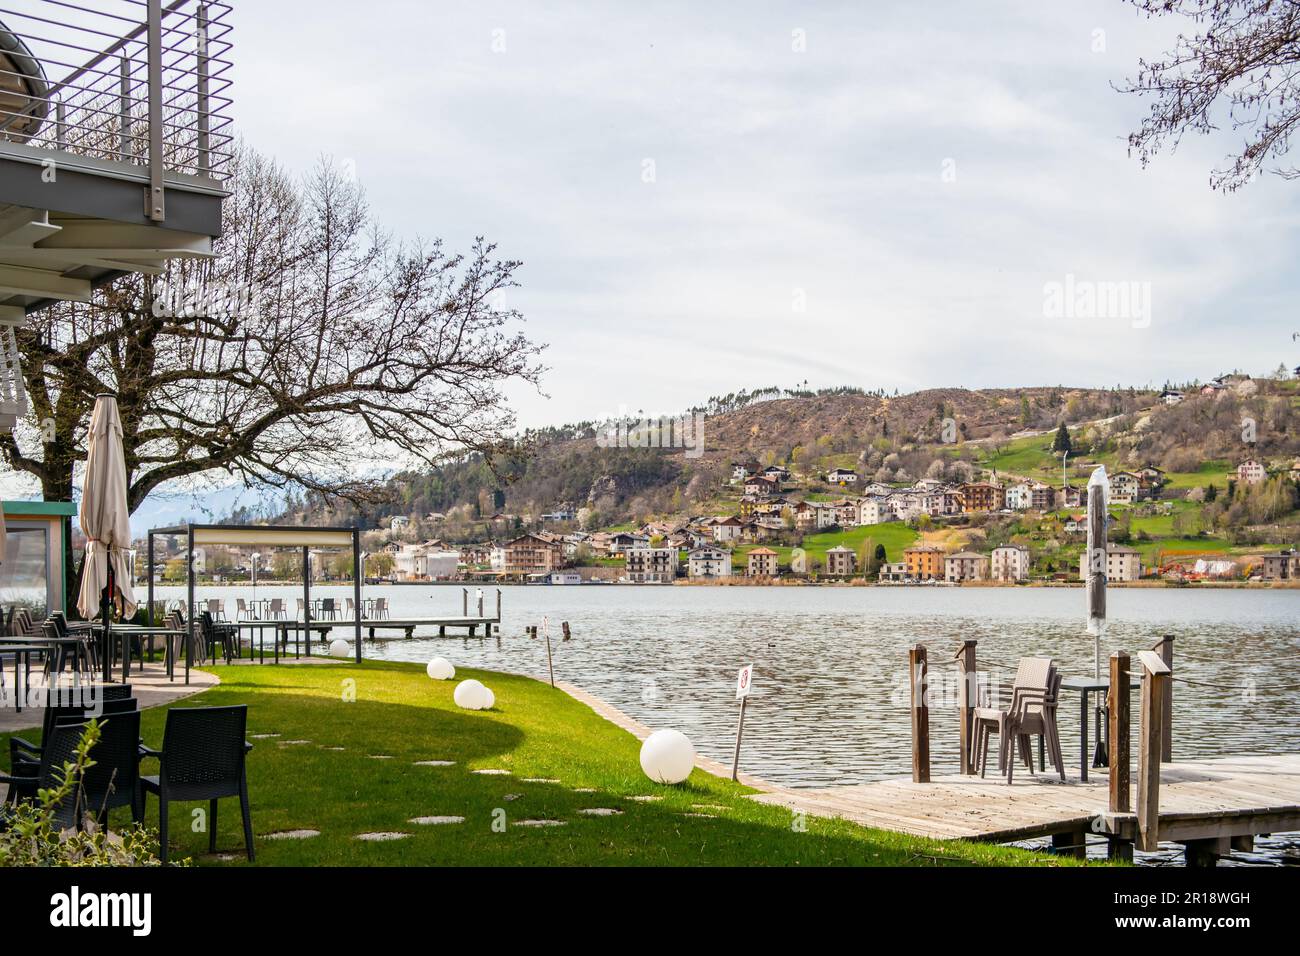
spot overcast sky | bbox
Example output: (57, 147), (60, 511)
(227, 0), (1300, 430)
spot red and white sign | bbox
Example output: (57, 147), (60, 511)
(736, 664), (754, 700)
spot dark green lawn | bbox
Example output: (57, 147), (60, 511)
(5, 661), (1091, 866)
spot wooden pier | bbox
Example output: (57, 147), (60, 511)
(769, 637), (1300, 865)
(752, 754), (1300, 862)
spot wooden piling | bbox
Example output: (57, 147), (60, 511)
(957, 640), (977, 775)
(562, 621), (571, 641)
(1153, 635), (1174, 762)
(909, 644), (930, 783)
(1109, 651), (1130, 814)
(1136, 649), (1172, 852)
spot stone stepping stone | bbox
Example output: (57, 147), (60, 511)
(503, 793), (522, 801)
(579, 808), (623, 817)
(572, 787), (596, 793)
(409, 815), (465, 825)
(523, 777), (560, 784)
(355, 831), (411, 841)
(367, 754), (393, 759)
(322, 746), (346, 751)
(692, 804), (728, 811)
(628, 795), (662, 802)
(514, 819), (566, 828)
(472, 768), (510, 775)
(209, 853), (241, 862)
(250, 733), (281, 739)
(415, 760), (456, 767)
(683, 813), (717, 819)
(278, 739), (311, 746)
(262, 829), (320, 840)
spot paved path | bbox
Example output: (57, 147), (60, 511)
(0, 660), (218, 734)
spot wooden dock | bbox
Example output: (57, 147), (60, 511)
(752, 754), (1300, 859)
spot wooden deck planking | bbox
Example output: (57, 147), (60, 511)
(750, 754), (1300, 843)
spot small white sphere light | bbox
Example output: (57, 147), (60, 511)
(454, 679), (491, 710)
(639, 729), (694, 784)
(328, 639), (350, 657)
(426, 657), (455, 680)
(482, 687), (495, 709)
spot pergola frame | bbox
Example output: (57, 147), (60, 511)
(146, 523), (363, 683)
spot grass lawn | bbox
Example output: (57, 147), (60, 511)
(3, 661), (1085, 866)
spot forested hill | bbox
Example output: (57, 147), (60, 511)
(272, 377), (1300, 541)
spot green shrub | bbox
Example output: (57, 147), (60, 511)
(0, 720), (170, 867)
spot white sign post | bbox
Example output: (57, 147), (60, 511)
(731, 664), (753, 781)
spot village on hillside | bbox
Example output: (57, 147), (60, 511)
(143, 373), (1300, 588)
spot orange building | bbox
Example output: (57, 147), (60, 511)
(958, 482), (1006, 513)
(903, 545), (944, 581)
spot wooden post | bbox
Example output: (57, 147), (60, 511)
(1152, 635), (1174, 762)
(909, 644), (930, 783)
(496, 589), (502, 622)
(957, 640), (977, 774)
(462, 588), (468, 616)
(1136, 650), (1171, 852)
(561, 621), (571, 641)
(1109, 651), (1130, 813)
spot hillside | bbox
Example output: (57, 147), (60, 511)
(279, 376), (1300, 552)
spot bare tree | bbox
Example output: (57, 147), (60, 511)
(1, 145), (545, 513)
(1121, 0), (1300, 190)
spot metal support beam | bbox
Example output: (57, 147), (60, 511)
(145, 0), (166, 221)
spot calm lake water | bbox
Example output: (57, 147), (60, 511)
(156, 583), (1300, 864)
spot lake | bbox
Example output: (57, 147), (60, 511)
(155, 583), (1300, 863)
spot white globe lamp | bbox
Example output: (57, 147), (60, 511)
(426, 657), (455, 680)
(639, 729), (694, 784)
(482, 686), (495, 709)
(454, 679), (492, 710)
(327, 639), (350, 658)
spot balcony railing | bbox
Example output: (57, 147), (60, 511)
(0, 0), (232, 215)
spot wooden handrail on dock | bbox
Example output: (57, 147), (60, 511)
(1134, 649), (1172, 851)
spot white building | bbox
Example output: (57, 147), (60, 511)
(688, 547), (732, 579)
(1004, 483), (1034, 510)
(859, 497), (894, 526)
(1078, 546), (1143, 582)
(711, 516), (745, 543)
(626, 546), (677, 583)
(887, 492), (924, 522)
(1237, 458), (1267, 485)
(990, 545), (1030, 582)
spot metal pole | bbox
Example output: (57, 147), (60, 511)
(147, 532), (155, 625)
(301, 546), (310, 658)
(119, 55), (132, 161)
(353, 532), (362, 665)
(730, 697), (748, 781)
(145, 0), (166, 221)
(55, 98), (66, 149)
(543, 618), (554, 688)
(185, 526), (194, 684)
(196, 2), (210, 175)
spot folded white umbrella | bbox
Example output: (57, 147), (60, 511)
(77, 394), (137, 619)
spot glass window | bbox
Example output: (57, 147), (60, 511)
(0, 521), (52, 618)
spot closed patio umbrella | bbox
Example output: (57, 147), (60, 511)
(76, 394), (137, 681)
(1085, 464), (1109, 765)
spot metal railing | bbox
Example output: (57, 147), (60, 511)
(0, 0), (233, 198)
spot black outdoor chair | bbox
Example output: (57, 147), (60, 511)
(8, 690), (138, 783)
(198, 611), (236, 664)
(52, 709), (142, 824)
(0, 720), (87, 829)
(1, 712), (141, 831)
(139, 705), (254, 862)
